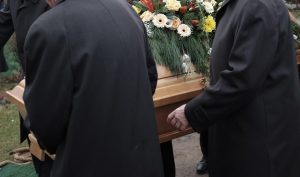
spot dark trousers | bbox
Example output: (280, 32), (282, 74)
(26, 137), (53, 177)
(32, 155), (53, 177)
(161, 141), (176, 177)
(199, 130), (208, 158)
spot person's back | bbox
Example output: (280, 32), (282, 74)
(204, 0), (300, 176)
(24, 0), (164, 176)
(167, 0), (300, 176)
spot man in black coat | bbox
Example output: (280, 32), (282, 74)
(0, 1), (52, 177)
(0, 0), (48, 72)
(24, 0), (164, 176)
(168, 0), (300, 177)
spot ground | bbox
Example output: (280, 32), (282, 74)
(0, 82), (27, 162)
(173, 133), (209, 177)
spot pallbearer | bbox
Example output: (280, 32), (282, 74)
(168, 0), (300, 177)
(24, 0), (164, 176)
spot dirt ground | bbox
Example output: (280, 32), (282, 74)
(173, 133), (208, 177)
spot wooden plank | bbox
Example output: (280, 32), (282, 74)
(28, 133), (55, 161)
(159, 128), (194, 143)
(28, 133), (45, 161)
(5, 85), (26, 118)
(296, 49), (300, 65)
(155, 99), (195, 143)
(154, 76), (204, 108)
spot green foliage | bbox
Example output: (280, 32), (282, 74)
(149, 27), (183, 73)
(0, 37), (22, 82)
(133, 0), (219, 75)
(132, 2), (148, 12)
(180, 36), (210, 74)
(148, 23), (211, 74)
(291, 23), (300, 42)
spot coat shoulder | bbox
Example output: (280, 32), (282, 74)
(29, 2), (65, 31)
(236, 0), (287, 15)
(26, 2), (66, 43)
(232, 0), (287, 28)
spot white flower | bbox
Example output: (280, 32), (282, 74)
(293, 34), (298, 40)
(165, 0), (181, 11)
(204, 0), (217, 6)
(203, 1), (214, 13)
(210, 0), (217, 6)
(177, 24), (192, 37)
(208, 48), (212, 55)
(140, 11), (154, 22)
(152, 14), (168, 28)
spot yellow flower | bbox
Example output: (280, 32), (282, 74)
(203, 15), (216, 33)
(132, 5), (141, 14)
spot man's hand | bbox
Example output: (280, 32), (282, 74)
(167, 104), (190, 131)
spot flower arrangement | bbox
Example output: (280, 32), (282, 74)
(132, 0), (219, 74)
(291, 23), (300, 44)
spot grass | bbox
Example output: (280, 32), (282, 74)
(0, 83), (27, 162)
(0, 36), (22, 82)
(0, 36), (26, 162)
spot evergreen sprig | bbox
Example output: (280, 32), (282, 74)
(132, 0), (220, 75)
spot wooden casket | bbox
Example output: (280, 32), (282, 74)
(5, 65), (205, 160)
(297, 49), (300, 64)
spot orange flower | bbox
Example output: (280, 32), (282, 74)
(140, 0), (155, 12)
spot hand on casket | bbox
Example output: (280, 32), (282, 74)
(167, 104), (190, 131)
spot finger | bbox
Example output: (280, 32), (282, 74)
(179, 124), (187, 131)
(167, 111), (176, 123)
(175, 121), (181, 129)
(179, 122), (189, 131)
(170, 117), (178, 126)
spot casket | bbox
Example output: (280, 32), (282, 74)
(154, 66), (205, 142)
(297, 49), (300, 64)
(5, 65), (205, 160)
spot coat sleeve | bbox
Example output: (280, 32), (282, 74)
(23, 20), (73, 154)
(185, 2), (280, 132)
(0, 1), (13, 72)
(144, 28), (158, 94)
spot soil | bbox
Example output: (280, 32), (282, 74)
(173, 133), (208, 177)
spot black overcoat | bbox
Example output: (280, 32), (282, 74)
(0, 0), (48, 72)
(23, 0), (164, 177)
(185, 0), (300, 177)
(0, 0), (48, 143)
